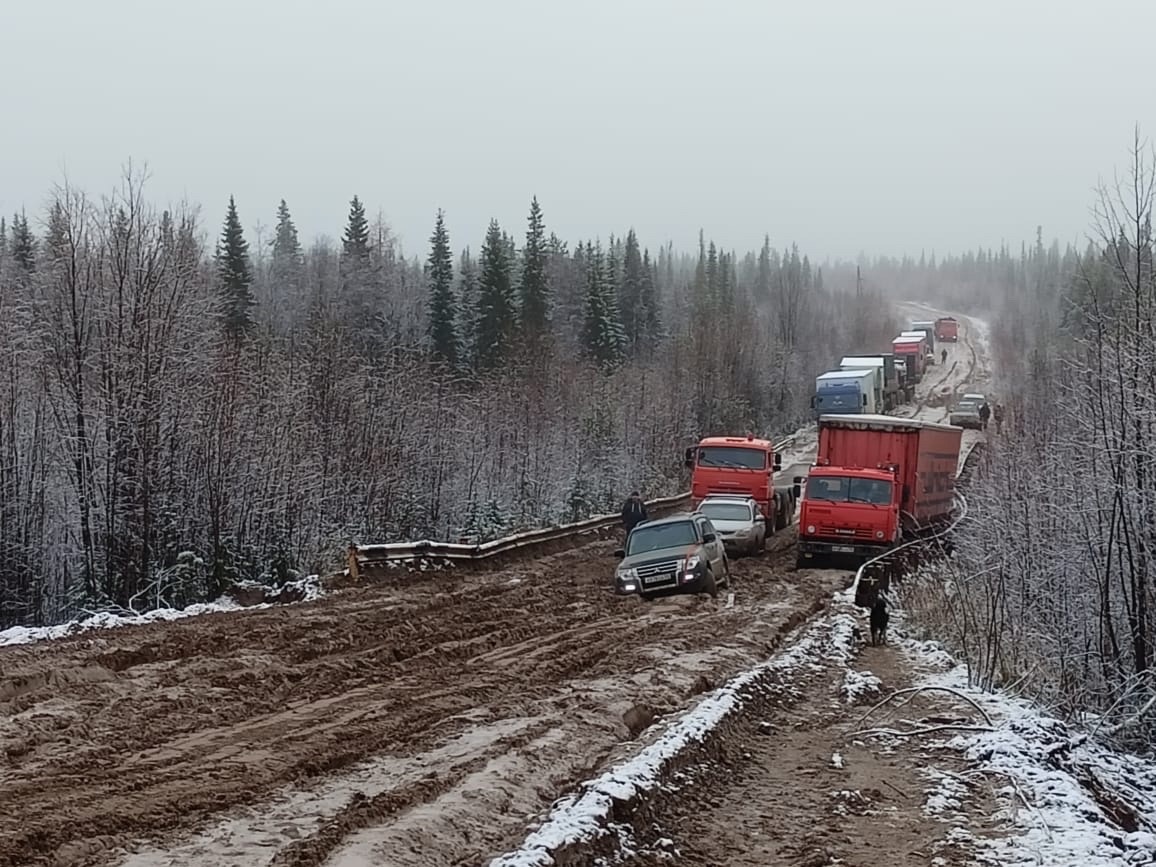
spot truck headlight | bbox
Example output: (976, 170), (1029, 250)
(806, 525), (816, 535)
(876, 530), (885, 539)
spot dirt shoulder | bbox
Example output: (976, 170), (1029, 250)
(605, 616), (998, 867)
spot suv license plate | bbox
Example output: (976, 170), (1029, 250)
(642, 574), (670, 585)
(832, 545), (855, 553)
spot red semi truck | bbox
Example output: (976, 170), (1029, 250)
(794, 414), (963, 567)
(892, 335), (927, 382)
(684, 435), (797, 532)
(935, 316), (959, 342)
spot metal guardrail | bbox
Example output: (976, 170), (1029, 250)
(347, 435), (799, 579)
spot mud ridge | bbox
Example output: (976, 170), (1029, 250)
(488, 592), (853, 867)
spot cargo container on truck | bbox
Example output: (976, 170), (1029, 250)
(935, 316), (959, 342)
(910, 320), (937, 350)
(684, 435), (796, 532)
(794, 413), (962, 568)
(892, 335), (927, 382)
(839, 356), (890, 411)
(812, 369), (877, 417)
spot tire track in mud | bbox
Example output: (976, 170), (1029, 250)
(0, 521), (837, 867)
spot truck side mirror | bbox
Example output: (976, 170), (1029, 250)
(684, 447), (695, 468)
(862, 395), (867, 406)
(792, 483), (801, 499)
(774, 453), (782, 470)
(810, 395), (816, 408)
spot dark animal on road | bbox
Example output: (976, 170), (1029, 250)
(869, 598), (889, 646)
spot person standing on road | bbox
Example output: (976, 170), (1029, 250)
(941, 348), (948, 364)
(979, 402), (991, 431)
(993, 402), (1005, 434)
(621, 491), (648, 536)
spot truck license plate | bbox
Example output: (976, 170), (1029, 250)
(833, 545), (855, 553)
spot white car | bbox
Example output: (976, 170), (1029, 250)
(696, 495), (766, 556)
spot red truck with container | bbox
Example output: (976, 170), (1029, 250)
(794, 414), (962, 568)
(935, 316), (959, 342)
(684, 435), (797, 533)
(892, 334), (927, 383)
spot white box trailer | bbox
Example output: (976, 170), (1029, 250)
(839, 356), (885, 411)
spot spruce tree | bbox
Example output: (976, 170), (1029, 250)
(10, 212), (35, 273)
(519, 196), (550, 341)
(581, 243), (626, 368)
(44, 202), (68, 264)
(217, 196), (254, 339)
(620, 229), (644, 351)
(458, 248), (480, 365)
(272, 199), (302, 267)
(474, 219), (517, 370)
(342, 195), (370, 263)
(756, 234), (772, 299)
(425, 209), (458, 367)
(640, 249), (661, 346)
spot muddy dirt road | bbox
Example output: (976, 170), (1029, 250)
(0, 525), (846, 867)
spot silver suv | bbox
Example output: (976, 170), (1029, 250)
(613, 513), (730, 600)
(696, 495), (766, 556)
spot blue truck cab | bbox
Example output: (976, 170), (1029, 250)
(811, 370), (871, 418)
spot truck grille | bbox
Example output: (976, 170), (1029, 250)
(818, 525), (875, 540)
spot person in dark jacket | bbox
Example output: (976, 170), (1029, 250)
(941, 348), (948, 364)
(621, 491), (648, 535)
(979, 402), (991, 430)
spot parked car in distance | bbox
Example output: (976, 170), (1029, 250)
(949, 396), (984, 429)
(696, 495), (766, 555)
(613, 513), (729, 600)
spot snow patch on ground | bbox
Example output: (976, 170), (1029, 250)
(0, 575), (324, 648)
(841, 669), (883, 704)
(488, 591), (860, 867)
(909, 645), (1156, 866)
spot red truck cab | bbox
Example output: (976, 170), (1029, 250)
(685, 435), (788, 527)
(935, 316), (959, 342)
(892, 335), (926, 382)
(796, 414), (962, 567)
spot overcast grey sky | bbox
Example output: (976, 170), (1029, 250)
(3, 0), (1155, 261)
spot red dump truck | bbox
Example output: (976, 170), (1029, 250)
(794, 414), (962, 567)
(935, 316), (959, 342)
(684, 435), (796, 532)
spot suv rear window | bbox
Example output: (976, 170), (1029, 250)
(699, 502), (753, 522)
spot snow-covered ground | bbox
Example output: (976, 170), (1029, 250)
(0, 575), (324, 648)
(902, 624), (1156, 866)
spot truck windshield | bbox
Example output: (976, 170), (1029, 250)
(697, 447), (765, 469)
(627, 521), (698, 555)
(805, 476), (892, 505)
(699, 502), (753, 522)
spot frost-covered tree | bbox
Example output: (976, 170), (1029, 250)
(217, 196), (254, 339)
(473, 219), (516, 370)
(581, 242), (626, 368)
(519, 196), (550, 343)
(425, 209), (458, 367)
(342, 195), (370, 263)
